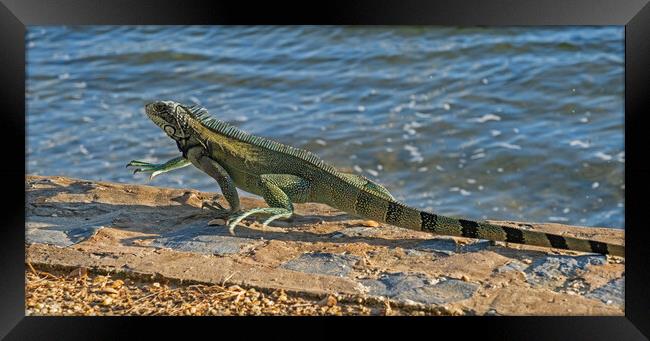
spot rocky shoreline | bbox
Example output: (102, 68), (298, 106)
(25, 175), (625, 315)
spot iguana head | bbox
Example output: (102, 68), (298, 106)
(145, 100), (192, 141)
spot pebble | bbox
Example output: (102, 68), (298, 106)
(383, 300), (392, 316)
(208, 218), (226, 226)
(360, 220), (379, 227)
(67, 267), (88, 279)
(485, 309), (499, 316)
(92, 276), (108, 285)
(318, 295), (337, 307)
(275, 292), (288, 303)
(98, 287), (119, 295)
(448, 307), (464, 316)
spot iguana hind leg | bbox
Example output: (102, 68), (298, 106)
(226, 174), (310, 235)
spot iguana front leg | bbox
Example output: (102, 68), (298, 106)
(226, 174), (310, 235)
(185, 147), (241, 219)
(126, 156), (191, 179)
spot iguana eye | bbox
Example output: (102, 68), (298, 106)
(154, 103), (166, 112)
(164, 125), (176, 135)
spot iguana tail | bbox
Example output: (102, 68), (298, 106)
(344, 186), (624, 257)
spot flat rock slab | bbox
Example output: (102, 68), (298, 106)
(26, 175), (626, 315)
(524, 255), (607, 288)
(150, 226), (261, 256)
(495, 260), (529, 273)
(281, 252), (360, 277)
(361, 273), (478, 305)
(26, 216), (104, 247)
(415, 237), (492, 255)
(586, 277), (625, 307)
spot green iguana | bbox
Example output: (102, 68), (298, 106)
(127, 100), (625, 258)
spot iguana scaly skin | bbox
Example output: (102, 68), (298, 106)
(127, 101), (625, 258)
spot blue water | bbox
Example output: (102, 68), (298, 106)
(26, 26), (625, 228)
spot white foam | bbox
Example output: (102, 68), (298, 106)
(460, 139), (479, 149)
(548, 216), (569, 222)
(404, 144), (424, 163)
(470, 153), (486, 160)
(594, 152), (613, 161)
(494, 142), (521, 150)
(616, 152), (625, 163)
(470, 114), (501, 123)
(569, 140), (590, 148)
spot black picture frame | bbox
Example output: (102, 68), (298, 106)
(2, 0), (649, 339)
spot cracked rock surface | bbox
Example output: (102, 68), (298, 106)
(26, 175), (625, 315)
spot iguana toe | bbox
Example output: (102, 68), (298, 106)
(261, 212), (292, 228)
(201, 201), (226, 212)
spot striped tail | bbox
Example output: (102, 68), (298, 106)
(350, 189), (625, 257)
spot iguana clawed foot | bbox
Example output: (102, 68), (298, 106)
(126, 160), (164, 179)
(126, 157), (191, 180)
(201, 200), (229, 213)
(221, 207), (293, 235)
(201, 201), (237, 225)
